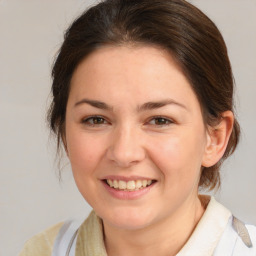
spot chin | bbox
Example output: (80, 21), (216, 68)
(100, 207), (156, 230)
(109, 217), (151, 230)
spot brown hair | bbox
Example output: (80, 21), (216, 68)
(48, 0), (240, 190)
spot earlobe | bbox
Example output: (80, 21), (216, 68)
(202, 111), (234, 167)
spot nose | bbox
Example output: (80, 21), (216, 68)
(106, 125), (146, 168)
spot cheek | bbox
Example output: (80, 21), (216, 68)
(148, 129), (206, 181)
(66, 130), (107, 205)
(66, 130), (105, 176)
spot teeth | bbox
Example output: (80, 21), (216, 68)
(127, 181), (136, 190)
(142, 180), (147, 187)
(135, 180), (142, 189)
(113, 180), (118, 189)
(107, 179), (113, 187)
(119, 180), (127, 189)
(106, 179), (154, 191)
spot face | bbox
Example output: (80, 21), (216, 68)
(65, 45), (210, 230)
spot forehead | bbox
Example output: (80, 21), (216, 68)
(69, 45), (200, 112)
(72, 44), (184, 78)
(71, 44), (183, 79)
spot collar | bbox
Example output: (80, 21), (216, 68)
(177, 196), (231, 256)
(76, 211), (108, 256)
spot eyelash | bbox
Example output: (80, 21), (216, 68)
(81, 115), (174, 127)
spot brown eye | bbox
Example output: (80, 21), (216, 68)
(148, 117), (173, 126)
(82, 116), (107, 126)
(155, 118), (169, 125)
(92, 117), (105, 124)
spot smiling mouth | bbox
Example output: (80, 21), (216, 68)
(104, 179), (157, 191)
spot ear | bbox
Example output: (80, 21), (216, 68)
(202, 111), (234, 167)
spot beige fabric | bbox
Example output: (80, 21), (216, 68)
(19, 196), (232, 256)
(19, 222), (63, 256)
(76, 211), (108, 256)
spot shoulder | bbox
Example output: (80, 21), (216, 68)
(19, 222), (63, 256)
(214, 216), (256, 255)
(197, 196), (256, 255)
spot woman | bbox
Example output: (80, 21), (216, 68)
(20, 0), (256, 255)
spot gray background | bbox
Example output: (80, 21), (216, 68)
(0, 0), (255, 255)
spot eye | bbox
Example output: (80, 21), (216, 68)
(82, 116), (108, 126)
(147, 116), (173, 126)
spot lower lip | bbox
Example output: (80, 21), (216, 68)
(101, 181), (156, 200)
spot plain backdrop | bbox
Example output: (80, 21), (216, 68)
(0, 0), (255, 255)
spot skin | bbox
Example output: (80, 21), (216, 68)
(64, 45), (234, 256)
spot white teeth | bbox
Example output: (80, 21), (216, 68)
(106, 179), (154, 191)
(127, 181), (136, 190)
(142, 180), (147, 187)
(107, 179), (113, 187)
(113, 180), (118, 189)
(135, 180), (142, 189)
(119, 180), (127, 189)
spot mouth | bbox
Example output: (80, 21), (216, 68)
(103, 179), (157, 192)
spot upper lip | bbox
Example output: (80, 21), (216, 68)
(101, 175), (157, 182)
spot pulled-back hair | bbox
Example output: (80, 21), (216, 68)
(48, 0), (240, 190)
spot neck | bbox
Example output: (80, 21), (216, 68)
(103, 195), (206, 256)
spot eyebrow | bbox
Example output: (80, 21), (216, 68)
(74, 98), (187, 112)
(137, 99), (187, 112)
(74, 99), (113, 110)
